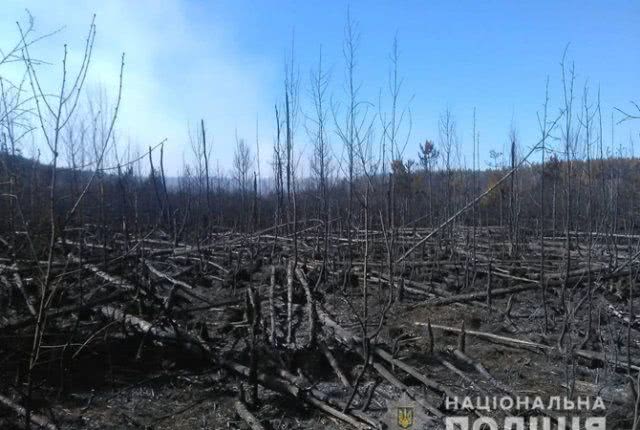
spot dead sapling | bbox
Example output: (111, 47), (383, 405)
(285, 259), (294, 346)
(269, 265), (277, 346)
(486, 261), (493, 309)
(245, 286), (261, 405)
(427, 318), (435, 356)
(457, 320), (466, 353)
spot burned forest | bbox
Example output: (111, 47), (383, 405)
(1, 7), (640, 430)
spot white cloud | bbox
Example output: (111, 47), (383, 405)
(0, 0), (278, 174)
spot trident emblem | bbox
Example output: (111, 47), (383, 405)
(397, 406), (414, 429)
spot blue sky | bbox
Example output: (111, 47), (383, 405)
(1, 0), (638, 175)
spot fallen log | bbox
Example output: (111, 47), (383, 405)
(146, 261), (194, 291)
(222, 360), (373, 429)
(412, 284), (536, 307)
(169, 255), (230, 275)
(1, 290), (127, 331)
(269, 364), (380, 429)
(372, 347), (456, 400)
(320, 342), (351, 388)
(371, 360), (443, 418)
(14, 272), (37, 317)
(416, 322), (552, 352)
(234, 400), (266, 430)
(0, 392), (58, 430)
(435, 352), (491, 396)
(98, 306), (210, 360)
(60, 238), (113, 251)
(146, 260), (215, 305)
(79, 262), (137, 293)
(606, 304), (640, 330)
(452, 349), (513, 395)
(416, 322), (640, 372)
(99, 305), (373, 429)
(450, 348), (562, 422)
(367, 273), (438, 298)
(317, 306), (449, 420)
(411, 265), (630, 307)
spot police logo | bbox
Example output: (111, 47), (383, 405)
(383, 393), (432, 429)
(397, 406), (414, 429)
